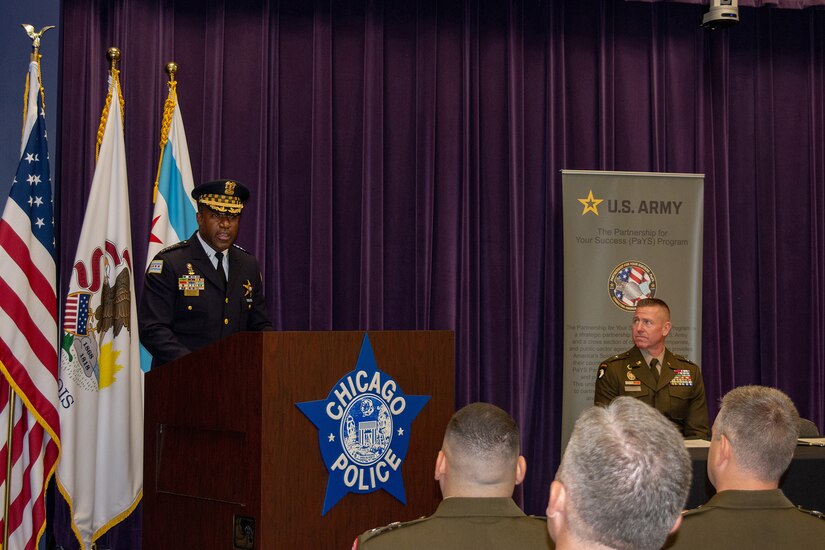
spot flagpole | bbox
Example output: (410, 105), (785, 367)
(153, 62), (178, 204)
(3, 24), (55, 550)
(3, 386), (16, 549)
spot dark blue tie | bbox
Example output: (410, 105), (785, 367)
(215, 251), (227, 287)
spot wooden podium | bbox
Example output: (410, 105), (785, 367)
(143, 331), (454, 549)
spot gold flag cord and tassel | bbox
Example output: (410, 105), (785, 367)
(152, 62), (179, 204)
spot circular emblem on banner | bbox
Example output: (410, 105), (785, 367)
(341, 395), (393, 466)
(608, 260), (656, 311)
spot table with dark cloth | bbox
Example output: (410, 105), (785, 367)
(687, 445), (825, 512)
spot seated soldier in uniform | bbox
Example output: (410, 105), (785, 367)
(665, 385), (825, 549)
(353, 402), (552, 549)
(595, 298), (709, 438)
(547, 397), (691, 550)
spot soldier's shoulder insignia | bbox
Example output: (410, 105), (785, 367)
(232, 243), (250, 254)
(605, 350), (631, 363)
(682, 505), (711, 517)
(358, 516), (430, 544)
(672, 353), (698, 367)
(147, 259), (163, 274)
(797, 506), (825, 521)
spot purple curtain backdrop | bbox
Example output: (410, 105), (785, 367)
(630, 0), (825, 8)
(53, 0), (825, 547)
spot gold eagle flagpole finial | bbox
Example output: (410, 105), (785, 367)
(21, 24), (55, 61)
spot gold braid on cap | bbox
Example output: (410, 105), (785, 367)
(198, 193), (244, 214)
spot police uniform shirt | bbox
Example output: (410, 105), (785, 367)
(138, 231), (273, 367)
(355, 497), (553, 549)
(196, 231), (229, 279)
(594, 346), (709, 439)
(664, 489), (825, 549)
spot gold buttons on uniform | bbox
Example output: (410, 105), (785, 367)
(225, 298), (229, 303)
(224, 318), (229, 325)
(187, 305), (192, 310)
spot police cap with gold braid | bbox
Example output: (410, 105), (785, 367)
(191, 179), (250, 215)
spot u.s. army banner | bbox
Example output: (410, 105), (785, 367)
(561, 170), (703, 447)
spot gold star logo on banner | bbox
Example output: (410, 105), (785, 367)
(578, 189), (603, 216)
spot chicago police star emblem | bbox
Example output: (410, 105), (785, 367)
(296, 334), (429, 515)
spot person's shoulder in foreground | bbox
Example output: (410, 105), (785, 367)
(355, 497), (550, 549)
(353, 402), (553, 549)
(665, 385), (825, 549)
(666, 490), (825, 548)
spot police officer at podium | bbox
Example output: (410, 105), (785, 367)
(139, 179), (273, 367)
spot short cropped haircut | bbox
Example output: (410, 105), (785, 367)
(443, 403), (520, 480)
(635, 298), (670, 319)
(558, 397), (691, 550)
(714, 385), (800, 482)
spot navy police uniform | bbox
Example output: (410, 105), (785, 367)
(138, 234), (272, 366)
(594, 346), (709, 438)
(138, 179), (272, 367)
(664, 489), (825, 549)
(354, 497), (553, 549)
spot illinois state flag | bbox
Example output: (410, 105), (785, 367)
(140, 76), (197, 372)
(0, 59), (60, 550)
(56, 68), (143, 548)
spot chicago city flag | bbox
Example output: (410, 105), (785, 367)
(140, 74), (197, 372)
(0, 58), (60, 550)
(56, 67), (143, 548)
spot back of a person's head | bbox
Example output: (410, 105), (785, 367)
(715, 385), (800, 483)
(558, 397), (691, 550)
(443, 402), (520, 486)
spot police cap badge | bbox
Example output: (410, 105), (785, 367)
(191, 179), (250, 215)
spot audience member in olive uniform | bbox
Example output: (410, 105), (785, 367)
(354, 403), (552, 550)
(138, 179), (272, 367)
(594, 298), (709, 438)
(665, 385), (825, 549)
(547, 397), (691, 550)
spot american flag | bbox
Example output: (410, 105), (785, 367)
(63, 292), (91, 335)
(619, 266), (648, 285)
(0, 60), (60, 550)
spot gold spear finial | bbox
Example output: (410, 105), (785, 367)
(165, 61), (178, 82)
(21, 24), (55, 61)
(107, 47), (121, 70)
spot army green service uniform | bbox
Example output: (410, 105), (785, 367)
(665, 489), (825, 549)
(594, 346), (709, 438)
(354, 497), (553, 549)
